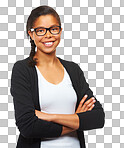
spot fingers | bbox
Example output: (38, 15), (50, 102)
(86, 97), (96, 111)
(76, 95), (96, 113)
(88, 104), (95, 111)
(75, 95), (88, 113)
(79, 95), (88, 106)
(82, 97), (95, 111)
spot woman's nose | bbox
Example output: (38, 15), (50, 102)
(44, 30), (52, 38)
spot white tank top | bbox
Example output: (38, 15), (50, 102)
(35, 65), (80, 148)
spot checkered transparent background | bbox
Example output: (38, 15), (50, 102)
(0, 0), (124, 148)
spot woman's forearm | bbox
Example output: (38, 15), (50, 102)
(61, 126), (76, 136)
(51, 113), (79, 130)
(35, 110), (79, 130)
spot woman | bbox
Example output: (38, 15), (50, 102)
(10, 5), (105, 148)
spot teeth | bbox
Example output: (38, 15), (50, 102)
(44, 42), (53, 45)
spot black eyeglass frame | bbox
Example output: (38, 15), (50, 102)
(30, 25), (61, 36)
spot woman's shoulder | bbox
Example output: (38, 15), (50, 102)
(57, 56), (79, 69)
(13, 56), (81, 73)
(58, 57), (85, 80)
(14, 56), (29, 65)
(12, 57), (31, 73)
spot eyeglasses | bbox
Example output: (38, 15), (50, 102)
(30, 26), (61, 36)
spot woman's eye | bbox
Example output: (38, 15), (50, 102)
(39, 30), (44, 32)
(36, 28), (44, 32)
(52, 28), (58, 31)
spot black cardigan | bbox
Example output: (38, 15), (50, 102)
(10, 56), (105, 148)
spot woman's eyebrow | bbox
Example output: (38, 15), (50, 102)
(50, 24), (60, 27)
(35, 24), (60, 28)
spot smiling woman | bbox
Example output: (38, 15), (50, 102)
(10, 5), (105, 148)
(26, 6), (62, 67)
(28, 15), (62, 58)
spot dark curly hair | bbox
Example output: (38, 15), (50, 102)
(26, 5), (61, 67)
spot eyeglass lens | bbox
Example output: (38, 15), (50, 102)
(36, 26), (60, 36)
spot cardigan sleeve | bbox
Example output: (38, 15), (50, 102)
(10, 61), (62, 139)
(75, 64), (105, 131)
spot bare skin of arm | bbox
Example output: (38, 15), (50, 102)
(35, 95), (96, 136)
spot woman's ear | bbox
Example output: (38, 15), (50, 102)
(60, 27), (62, 32)
(28, 30), (34, 40)
(60, 27), (63, 35)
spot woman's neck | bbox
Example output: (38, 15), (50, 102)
(33, 50), (58, 68)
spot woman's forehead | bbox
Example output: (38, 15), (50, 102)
(33, 15), (59, 28)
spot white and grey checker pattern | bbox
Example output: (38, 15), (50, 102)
(0, 0), (124, 148)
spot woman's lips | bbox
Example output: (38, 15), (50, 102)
(43, 41), (55, 47)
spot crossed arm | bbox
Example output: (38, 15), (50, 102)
(35, 95), (96, 135)
(11, 61), (104, 139)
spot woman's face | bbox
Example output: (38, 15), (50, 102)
(28, 15), (62, 55)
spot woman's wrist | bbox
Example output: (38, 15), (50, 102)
(61, 126), (75, 136)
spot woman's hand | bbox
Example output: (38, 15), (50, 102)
(35, 110), (52, 121)
(75, 95), (96, 114)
